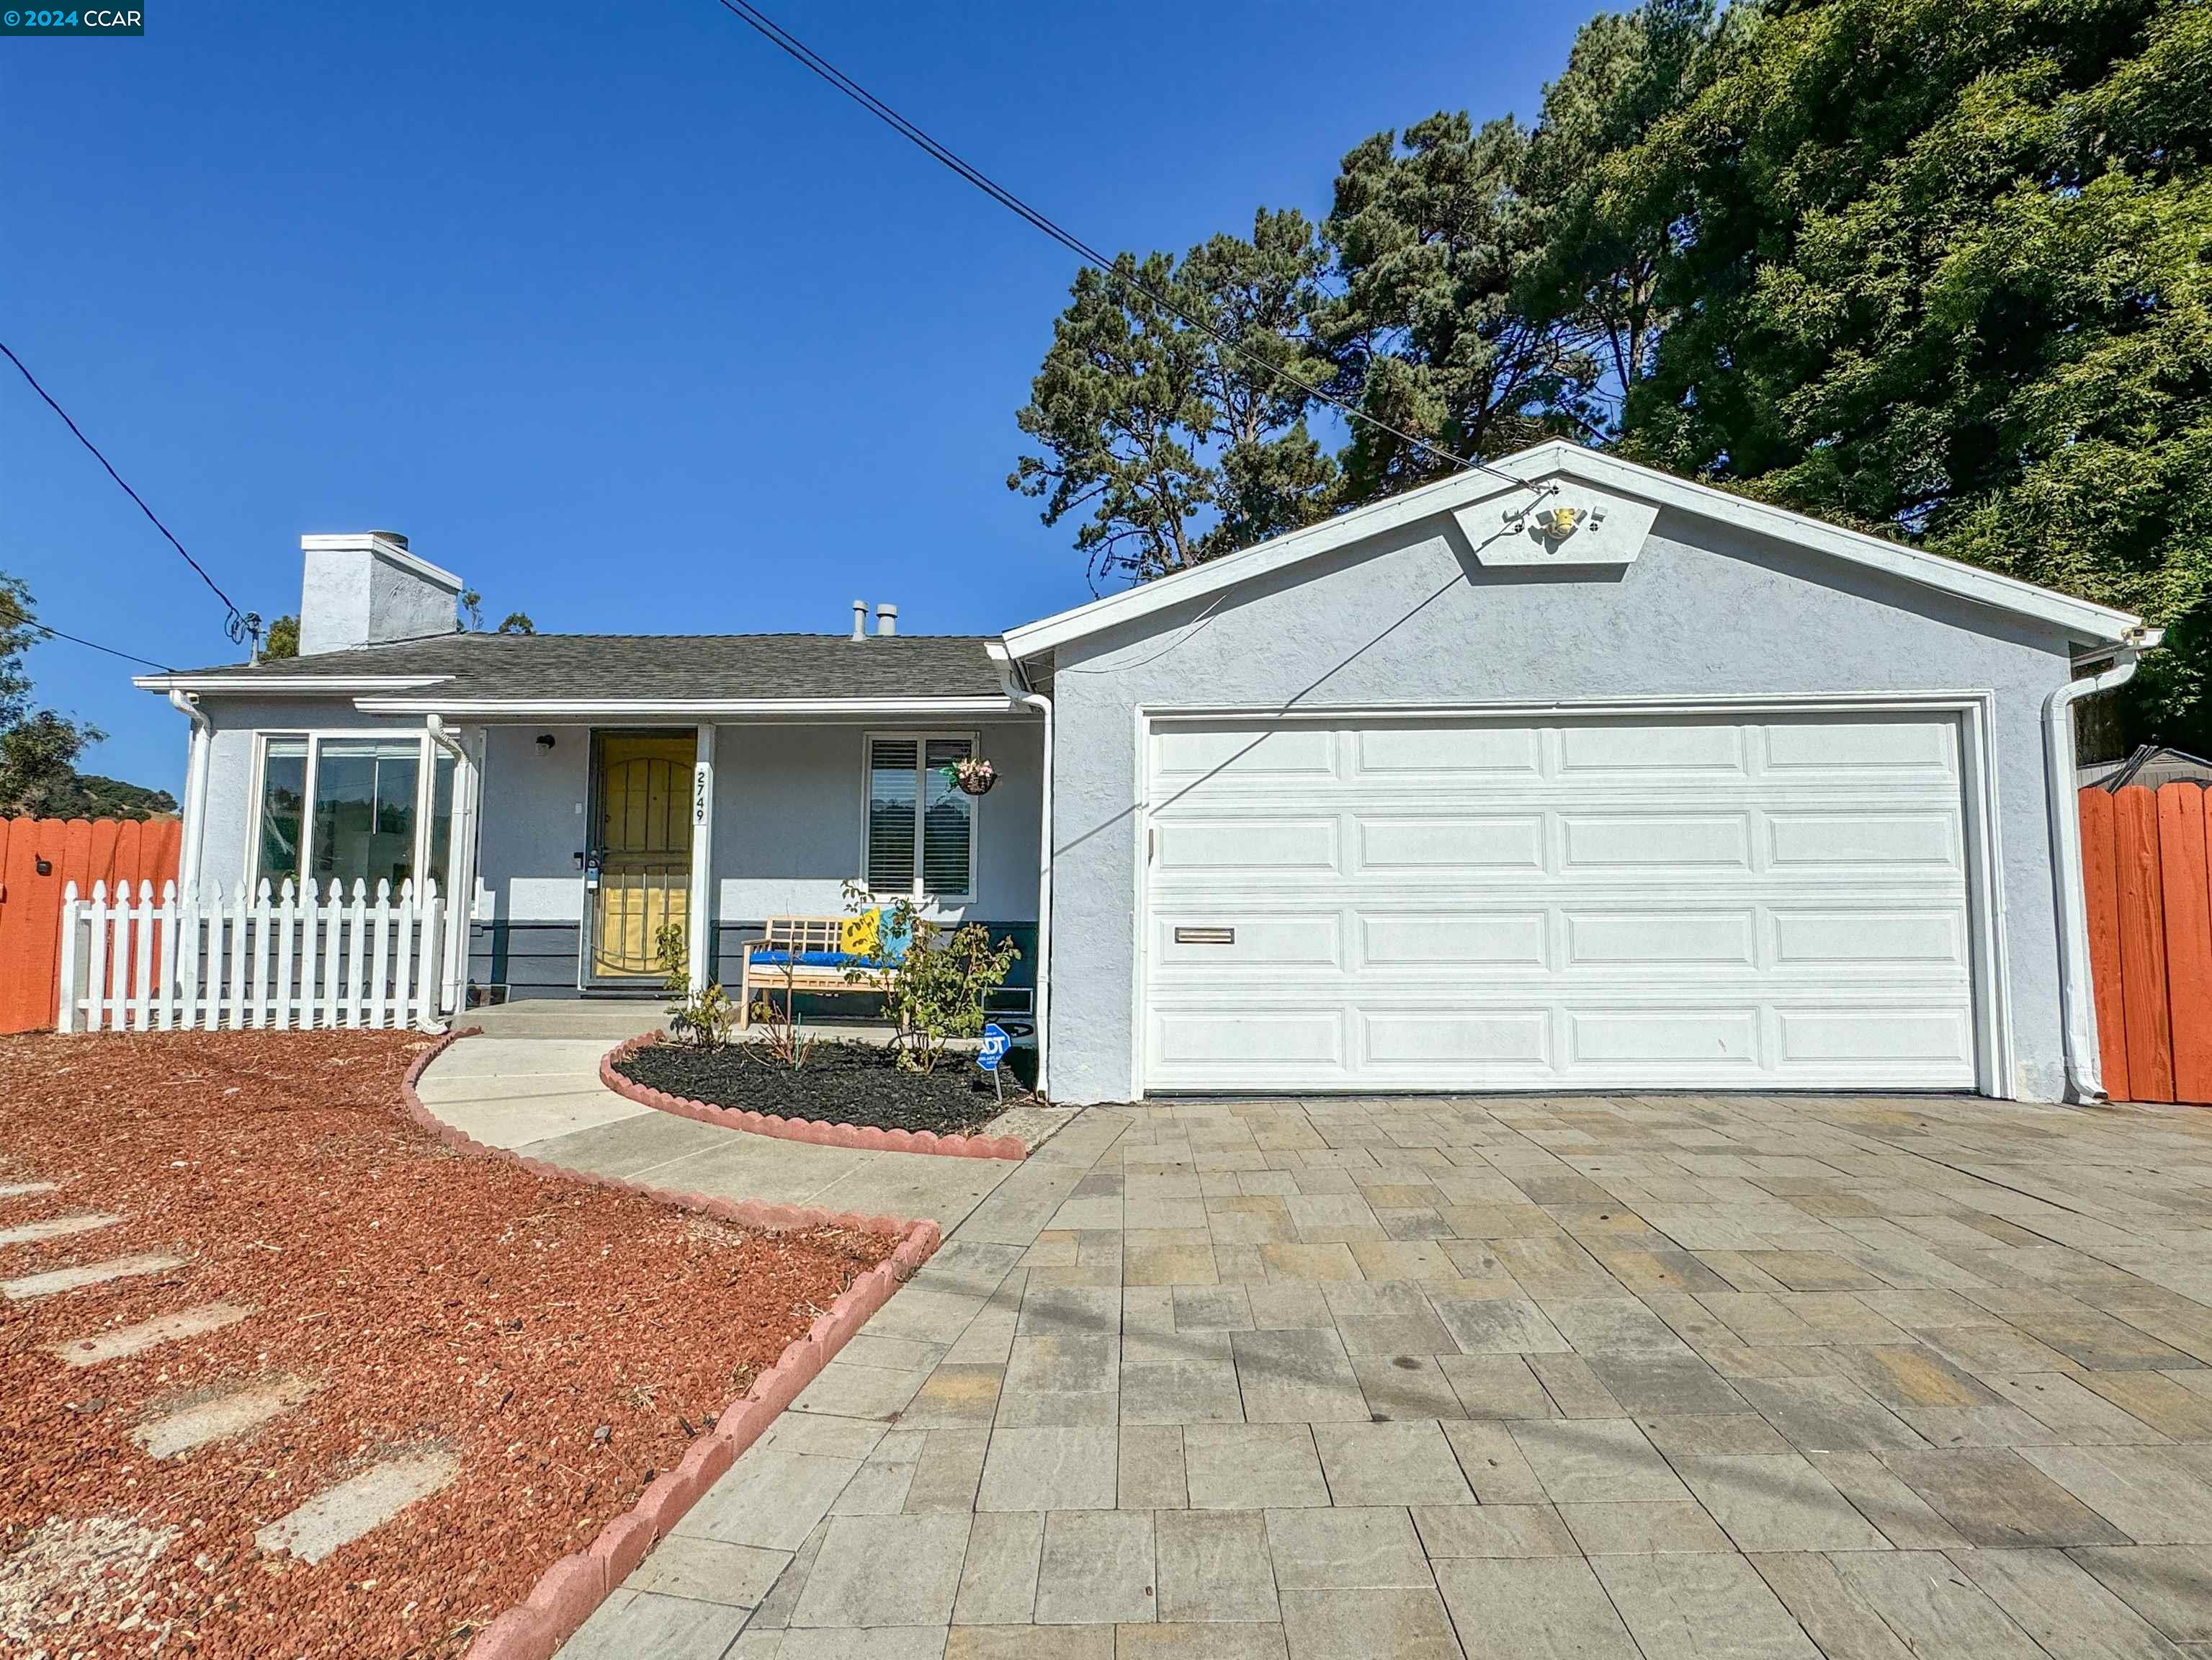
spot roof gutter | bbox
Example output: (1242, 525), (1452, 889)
(989, 640), (1052, 1098)
(352, 695), (1026, 719)
(2044, 630), (2161, 1102)
(133, 674), (452, 695)
(166, 690), (214, 896)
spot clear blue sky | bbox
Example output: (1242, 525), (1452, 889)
(1, 0), (1591, 795)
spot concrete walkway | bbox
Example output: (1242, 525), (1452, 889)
(414, 1028), (1024, 1234)
(515, 1081), (2212, 1660)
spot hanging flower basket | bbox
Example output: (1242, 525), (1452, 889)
(944, 756), (998, 796)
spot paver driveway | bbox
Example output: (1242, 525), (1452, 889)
(558, 1090), (2212, 1659)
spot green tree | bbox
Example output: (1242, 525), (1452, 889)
(1617, 0), (2211, 747)
(1324, 111), (1593, 501)
(496, 612), (536, 634)
(1516, 0), (1723, 434)
(262, 613), (300, 659)
(0, 576), (109, 816)
(1010, 210), (1340, 583)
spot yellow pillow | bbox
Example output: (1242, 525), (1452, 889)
(840, 909), (882, 958)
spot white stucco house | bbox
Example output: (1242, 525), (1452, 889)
(137, 443), (2157, 1106)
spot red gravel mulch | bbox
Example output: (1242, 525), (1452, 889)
(0, 1030), (895, 1659)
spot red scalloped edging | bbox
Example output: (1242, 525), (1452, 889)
(597, 1032), (1029, 1161)
(395, 1030), (944, 1660)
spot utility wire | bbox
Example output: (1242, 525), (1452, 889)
(703, 0), (1544, 496)
(0, 339), (260, 647)
(19, 617), (175, 674)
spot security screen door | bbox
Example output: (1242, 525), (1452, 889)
(586, 731), (694, 982)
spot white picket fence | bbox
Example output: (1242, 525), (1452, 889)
(56, 878), (447, 1033)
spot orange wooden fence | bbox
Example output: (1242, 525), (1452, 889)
(2081, 782), (2212, 1104)
(0, 817), (181, 1034)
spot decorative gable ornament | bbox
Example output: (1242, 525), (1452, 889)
(1452, 481), (1660, 571)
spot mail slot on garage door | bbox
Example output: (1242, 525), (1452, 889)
(1175, 927), (1235, 945)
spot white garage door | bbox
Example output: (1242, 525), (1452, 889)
(1140, 709), (1979, 1093)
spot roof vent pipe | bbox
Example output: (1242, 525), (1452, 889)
(851, 600), (868, 642)
(876, 602), (898, 638)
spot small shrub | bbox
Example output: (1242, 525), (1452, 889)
(845, 886), (1019, 1074)
(653, 922), (735, 1050)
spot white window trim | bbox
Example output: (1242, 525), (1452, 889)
(245, 729), (460, 899)
(858, 729), (980, 908)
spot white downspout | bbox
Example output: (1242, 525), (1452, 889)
(167, 690), (212, 897)
(991, 643), (1052, 1098)
(2043, 637), (2155, 1102)
(425, 714), (479, 1017)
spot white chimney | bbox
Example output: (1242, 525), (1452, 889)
(851, 599), (868, 642)
(297, 532), (465, 656)
(875, 602), (898, 638)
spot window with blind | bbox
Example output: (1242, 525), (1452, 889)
(864, 733), (976, 899)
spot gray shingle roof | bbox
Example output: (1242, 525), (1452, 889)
(155, 633), (1008, 702)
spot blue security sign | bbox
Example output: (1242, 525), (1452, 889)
(977, 1023), (1011, 1073)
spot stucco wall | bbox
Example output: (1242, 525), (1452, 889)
(466, 717), (1043, 996)
(182, 707), (1043, 1000)
(1042, 504), (2082, 1105)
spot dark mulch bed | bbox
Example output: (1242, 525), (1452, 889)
(616, 1039), (1021, 1135)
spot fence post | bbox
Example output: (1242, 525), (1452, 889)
(248, 880), (272, 1029)
(344, 879), (367, 1029)
(225, 883), (249, 1030)
(417, 880), (444, 1031)
(130, 880), (154, 1031)
(320, 880), (343, 1028)
(274, 880), (297, 1030)
(200, 888), (222, 1032)
(156, 880), (179, 1032)
(84, 882), (109, 1032)
(297, 879), (321, 1029)
(390, 880), (415, 1032)
(55, 883), (80, 1033)
(368, 878), (393, 1030)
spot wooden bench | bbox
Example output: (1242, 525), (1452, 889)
(736, 915), (896, 1030)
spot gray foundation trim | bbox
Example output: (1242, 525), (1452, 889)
(468, 919), (1038, 1006)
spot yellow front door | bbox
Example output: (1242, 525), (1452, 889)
(589, 731), (693, 980)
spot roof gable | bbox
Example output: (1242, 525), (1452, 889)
(1001, 442), (2147, 659)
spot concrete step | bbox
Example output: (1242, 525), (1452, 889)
(3, 1254), (184, 1301)
(135, 1376), (316, 1459)
(0, 1180), (61, 1200)
(50, 1302), (254, 1367)
(255, 1450), (460, 1564)
(0, 1213), (121, 1249)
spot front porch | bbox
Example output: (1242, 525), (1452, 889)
(462, 716), (1044, 1015)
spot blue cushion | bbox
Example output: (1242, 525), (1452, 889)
(751, 949), (853, 968)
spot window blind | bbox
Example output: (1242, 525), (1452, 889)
(921, 738), (975, 896)
(867, 738), (919, 891)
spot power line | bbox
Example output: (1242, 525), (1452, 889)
(20, 617), (175, 674)
(703, 0), (1544, 496)
(0, 339), (260, 648)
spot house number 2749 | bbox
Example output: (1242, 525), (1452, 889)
(694, 767), (709, 826)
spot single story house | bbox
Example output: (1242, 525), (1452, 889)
(137, 442), (2157, 1107)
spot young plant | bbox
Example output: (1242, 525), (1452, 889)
(849, 891), (1020, 1074)
(653, 922), (735, 1051)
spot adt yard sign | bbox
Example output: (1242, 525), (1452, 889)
(977, 1024), (1011, 1072)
